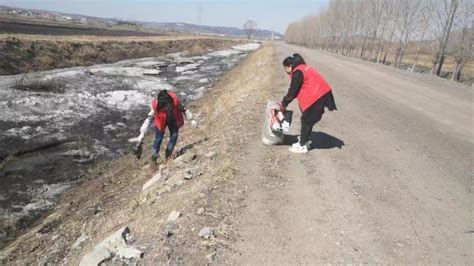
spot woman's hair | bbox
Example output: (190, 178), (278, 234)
(292, 53), (306, 65)
(282, 53), (306, 67)
(157, 90), (171, 108)
(157, 90), (174, 121)
(282, 56), (293, 67)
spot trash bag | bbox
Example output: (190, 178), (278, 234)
(261, 100), (292, 145)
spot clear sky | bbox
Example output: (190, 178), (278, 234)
(2, 0), (329, 34)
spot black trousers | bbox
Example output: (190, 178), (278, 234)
(298, 91), (337, 145)
(300, 116), (314, 145)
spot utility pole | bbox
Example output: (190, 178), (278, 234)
(198, 0), (202, 36)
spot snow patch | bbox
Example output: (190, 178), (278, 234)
(41, 70), (84, 80)
(90, 67), (146, 77)
(133, 61), (165, 68)
(98, 90), (148, 110)
(143, 69), (160, 75)
(40, 183), (71, 199)
(176, 63), (200, 72)
(209, 49), (243, 57)
(174, 76), (194, 82)
(232, 43), (261, 51)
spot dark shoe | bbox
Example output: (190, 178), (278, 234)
(149, 156), (158, 173)
(165, 149), (174, 163)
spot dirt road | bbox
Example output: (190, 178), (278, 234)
(228, 42), (472, 264)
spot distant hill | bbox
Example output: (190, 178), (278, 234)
(140, 22), (283, 39)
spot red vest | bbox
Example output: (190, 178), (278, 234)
(291, 64), (331, 112)
(151, 91), (184, 132)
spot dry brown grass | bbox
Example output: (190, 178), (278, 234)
(0, 35), (245, 75)
(376, 45), (474, 79)
(0, 33), (221, 42)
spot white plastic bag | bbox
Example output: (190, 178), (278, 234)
(262, 100), (291, 145)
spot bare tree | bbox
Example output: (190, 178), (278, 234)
(367, 0), (384, 61)
(376, 0), (393, 63)
(243, 20), (258, 40)
(394, 0), (421, 67)
(411, 0), (434, 71)
(431, 0), (459, 76)
(449, 0), (473, 81)
(382, 2), (401, 64)
(284, 0), (470, 83)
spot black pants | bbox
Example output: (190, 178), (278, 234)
(298, 91), (337, 146)
(300, 116), (314, 145)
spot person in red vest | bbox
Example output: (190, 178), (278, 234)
(141, 90), (187, 171)
(280, 53), (337, 153)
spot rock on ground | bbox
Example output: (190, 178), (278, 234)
(79, 246), (111, 266)
(167, 211), (181, 223)
(116, 246), (143, 260)
(142, 172), (162, 192)
(198, 227), (214, 239)
(80, 226), (131, 265)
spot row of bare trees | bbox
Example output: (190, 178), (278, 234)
(285, 0), (473, 82)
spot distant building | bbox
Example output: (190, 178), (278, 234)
(57, 15), (72, 21)
(40, 13), (53, 20)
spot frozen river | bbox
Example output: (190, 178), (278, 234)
(0, 43), (260, 246)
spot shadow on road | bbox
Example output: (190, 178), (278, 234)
(283, 131), (345, 150)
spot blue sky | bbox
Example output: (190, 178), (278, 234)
(2, 0), (329, 34)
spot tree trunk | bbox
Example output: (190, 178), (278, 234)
(412, 26), (428, 71)
(433, 0), (459, 76)
(376, 24), (387, 64)
(360, 30), (369, 59)
(368, 25), (379, 62)
(383, 22), (397, 64)
(397, 31), (410, 68)
(451, 59), (465, 81)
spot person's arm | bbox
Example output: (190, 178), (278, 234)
(281, 70), (303, 108)
(135, 107), (155, 143)
(177, 100), (194, 120)
(177, 102), (187, 112)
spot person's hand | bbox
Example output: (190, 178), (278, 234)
(278, 102), (286, 112)
(185, 109), (193, 120)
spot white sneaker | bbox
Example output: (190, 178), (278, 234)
(292, 141), (311, 149)
(289, 143), (308, 153)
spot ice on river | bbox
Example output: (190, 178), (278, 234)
(98, 90), (148, 110)
(232, 43), (261, 51)
(0, 43), (260, 234)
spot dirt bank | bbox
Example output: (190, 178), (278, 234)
(0, 17), (165, 37)
(0, 35), (243, 75)
(0, 43), (274, 264)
